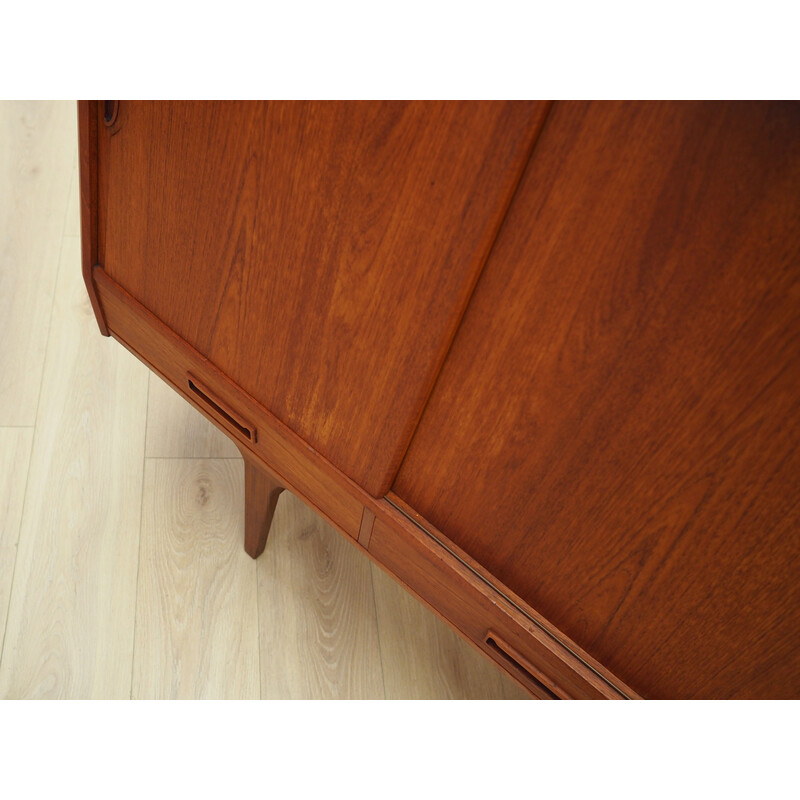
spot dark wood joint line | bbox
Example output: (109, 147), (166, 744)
(358, 507), (376, 549)
(375, 100), (556, 497)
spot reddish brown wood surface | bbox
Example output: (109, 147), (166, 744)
(357, 507), (375, 549)
(89, 265), (640, 700)
(368, 512), (633, 699)
(93, 265), (367, 540)
(95, 101), (548, 496)
(240, 450), (284, 559)
(394, 101), (800, 699)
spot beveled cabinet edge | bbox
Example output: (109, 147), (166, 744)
(77, 101), (109, 336)
(91, 265), (640, 699)
(382, 494), (640, 700)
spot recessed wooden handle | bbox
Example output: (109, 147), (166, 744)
(485, 631), (563, 699)
(187, 374), (256, 442)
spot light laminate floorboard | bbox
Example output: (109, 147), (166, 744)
(0, 101), (76, 425)
(258, 493), (385, 699)
(65, 162), (79, 239)
(0, 428), (34, 648)
(133, 458), (259, 699)
(0, 235), (149, 699)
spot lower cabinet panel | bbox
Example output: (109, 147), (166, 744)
(93, 265), (365, 541)
(368, 510), (637, 699)
(393, 101), (800, 699)
(92, 264), (638, 699)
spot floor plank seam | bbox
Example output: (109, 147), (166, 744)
(129, 375), (152, 699)
(0, 433), (33, 685)
(369, 565), (388, 700)
(0, 160), (73, 685)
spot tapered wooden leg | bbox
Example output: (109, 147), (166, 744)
(241, 452), (285, 559)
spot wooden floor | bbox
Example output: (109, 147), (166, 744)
(0, 101), (527, 700)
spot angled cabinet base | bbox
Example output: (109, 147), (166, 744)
(90, 264), (636, 699)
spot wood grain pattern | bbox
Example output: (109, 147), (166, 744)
(98, 101), (548, 496)
(146, 371), (240, 458)
(0, 101), (537, 701)
(132, 458), (259, 699)
(0, 236), (149, 699)
(93, 265), (368, 540)
(368, 510), (632, 699)
(370, 563), (521, 700)
(258, 492), (384, 699)
(0, 428), (34, 648)
(91, 262), (636, 698)
(0, 101), (77, 424)
(394, 101), (800, 699)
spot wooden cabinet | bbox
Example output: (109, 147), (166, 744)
(92, 101), (548, 495)
(80, 100), (800, 699)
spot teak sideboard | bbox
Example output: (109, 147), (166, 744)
(78, 101), (800, 699)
